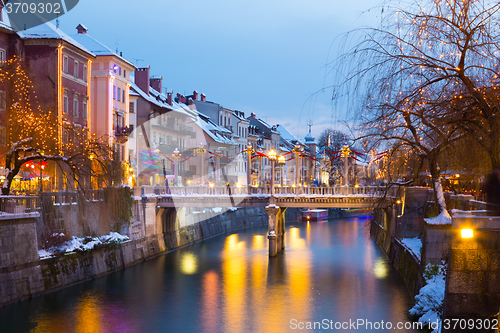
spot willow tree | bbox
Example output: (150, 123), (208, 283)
(334, 0), (500, 213)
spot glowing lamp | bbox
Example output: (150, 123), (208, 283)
(461, 228), (473, 239)
(397, 200), (401, 204)
(209, 183), (214, 188)
(455, 174), (460, 178)
(236, 183), (242, 188)
(307, 216), (310, 220)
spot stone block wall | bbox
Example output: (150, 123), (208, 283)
(398, 187), (430, 238)
(0, 215), (45, 305)
(421, 222), (453, 265)
(443, 217), (500, 329)
(371, 219), (424, 297)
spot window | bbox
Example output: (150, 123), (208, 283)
(63, 56), (68, 73)
(0, 49), (5, 62)
(153, 132), (156, 143)
(74, 61), (79, 78)
(124, 70), (126, 78)
(119, 67), (122, 75)
(63, 91), (68, 113)
(129, 101), (135, 113)
(117, 87), (121, 102)
(83, 65), (87, 82)
(122, 90), (125, 103)
(113, 65), (117, 73)
(82, 99), (88, 119)
(129, 124), (134, 138)
(113, 86), (116, 100)
(73, 95), (79, 117)
(0, 91), (5, 111)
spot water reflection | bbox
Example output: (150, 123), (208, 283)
(1, 218), (417, 333)
(180, 252), (198, 275)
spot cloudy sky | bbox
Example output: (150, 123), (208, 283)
(55, 0), (380, 139)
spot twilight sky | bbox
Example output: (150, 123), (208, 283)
(55, 0), (380, 140)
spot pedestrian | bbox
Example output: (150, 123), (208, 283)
(482, 169), (500, 215)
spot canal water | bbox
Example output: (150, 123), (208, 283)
(1, 217), (418, 332)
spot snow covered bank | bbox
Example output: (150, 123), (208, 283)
(39, 232), (130, 259)
(410, 264), (446, 333)
(401, 237), (422, 260)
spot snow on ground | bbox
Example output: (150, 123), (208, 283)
(401, 237), (422, 260)
(424, 210), (452, 225)
(410, 264), (446, 333)
(38, 232), (130, 259)
(212, 207), (223, 213)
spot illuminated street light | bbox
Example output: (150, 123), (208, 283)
(461, 228), (474, 239)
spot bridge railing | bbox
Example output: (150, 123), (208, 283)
(141, 185), (388, 197)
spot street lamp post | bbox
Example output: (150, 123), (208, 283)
(278, 155), (286, 193)
(268, 149), (277, 202)
(244, 143), (254, 193)
(341, 145), (351, 187)
(172, 148), (181, 186)
(321, 151), (329, 186)
(196, 144), (206, 186)
(293, 143), (301, 189)
(215, 148), (221, 185)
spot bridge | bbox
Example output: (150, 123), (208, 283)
(145, 185), (386, 209)
(140, 185), (389, 257)
(1, 185), (390, 257)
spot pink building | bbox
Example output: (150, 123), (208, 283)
(71, 24), (136, 166)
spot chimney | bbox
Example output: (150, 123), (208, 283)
(251, 112), (256, 118)
(150, 76), (162, 93)
(188, 100), (195, 110)
(167, 92), (173, 106)
(201, 93), (206, 102)
(135, 66), (150, 96)
(76, 24), (88, 34)
(193, 90), (198, 100)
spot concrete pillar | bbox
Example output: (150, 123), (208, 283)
(266, 205), (282, 257)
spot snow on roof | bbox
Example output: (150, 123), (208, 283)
(276, 124), (303, 145)
(195, 111), (236, 145)
(70, 32), (135, 68)
(17, 22), (94, 57)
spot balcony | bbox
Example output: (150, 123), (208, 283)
(114, 126), (133, 143)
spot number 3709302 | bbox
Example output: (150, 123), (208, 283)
(5, 2), (61, 14)
(443, 318), (498, 330)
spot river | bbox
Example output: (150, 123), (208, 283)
(1, 216), (418, 332)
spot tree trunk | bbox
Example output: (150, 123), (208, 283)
(428, 154), (446, 215)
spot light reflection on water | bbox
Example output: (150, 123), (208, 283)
(1, 218), (417, 332)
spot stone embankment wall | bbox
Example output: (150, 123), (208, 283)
(0, 190), (297, 307)
(370, 202), (424, 297)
